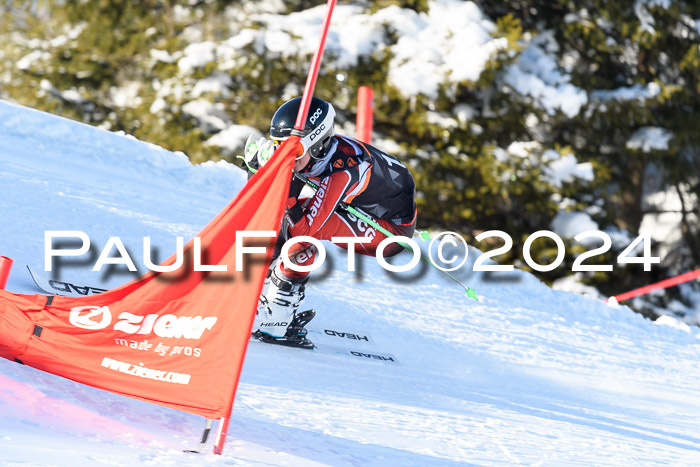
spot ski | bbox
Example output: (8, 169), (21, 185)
(305, 326), (375, 346)
(315, 344), (400, 364)
(249, 318), (399, 365)
(26, 265), (107, 297)
(248, 336), (399, 365)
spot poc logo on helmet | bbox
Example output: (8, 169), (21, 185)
(309, 107), (323, 125)
(69, 305), (112, 330)
(309, 123), (326, 142)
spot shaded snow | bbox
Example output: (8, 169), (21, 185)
(504, 33), (588, 118)
(385, 0), (508, 98)
(177, 41), (217, 73)
(205, 124), (262, 156)
(543, 150), (594, 187)
(192, 72), (233, 98)
(181, 99), (231, 133)
(503, 143), (595, 188)
(627, 126), (673, 152)
(591, 82), (661, 102)
(551, 211), (599, 238)
(635, 0), (672, 34)
(552, 273), (602, 298)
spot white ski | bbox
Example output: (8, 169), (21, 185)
(250, 325), (399, 365)
(26, 265), (108, 297)
(314, 344), (400, 365)
(305, 326), (375, 346)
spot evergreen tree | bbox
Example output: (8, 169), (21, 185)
(478, 0), (700, 289)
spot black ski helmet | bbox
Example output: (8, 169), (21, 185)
(270, 97), (335, 159)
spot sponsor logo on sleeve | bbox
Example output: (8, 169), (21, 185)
(306, 177), (329, 227)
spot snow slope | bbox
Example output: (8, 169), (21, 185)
(1, 100), (700, 466)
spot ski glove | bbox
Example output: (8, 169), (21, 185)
(284, 197), (305, 229)
(280, 196), (305, 239)
(242, 135), (278, 174)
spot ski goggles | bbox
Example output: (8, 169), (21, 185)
(272, 137), (307, 160)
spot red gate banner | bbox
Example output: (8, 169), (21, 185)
(0, 137), (298, 419)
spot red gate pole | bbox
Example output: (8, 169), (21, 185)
(0, 256), (14, 290)
(608, 269), (700, 303)
(356, 86), (374, 144)
(212, 416), (230, 455)
(293, 0), (338, 133)
(213, 0), (338, 455)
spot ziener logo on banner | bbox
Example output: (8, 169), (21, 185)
(69, 305), (218, 339)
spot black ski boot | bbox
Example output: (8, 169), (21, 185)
(252, 309), (316, 350)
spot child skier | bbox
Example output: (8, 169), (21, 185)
(243, 96), (417, 348)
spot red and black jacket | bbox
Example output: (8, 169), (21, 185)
(287, 134), (417, 237)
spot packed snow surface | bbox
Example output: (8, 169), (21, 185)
(1, 101), (700, 465)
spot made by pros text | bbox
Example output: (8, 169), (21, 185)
(69, 304), (214, 360)
(44, 229), (661, 275)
